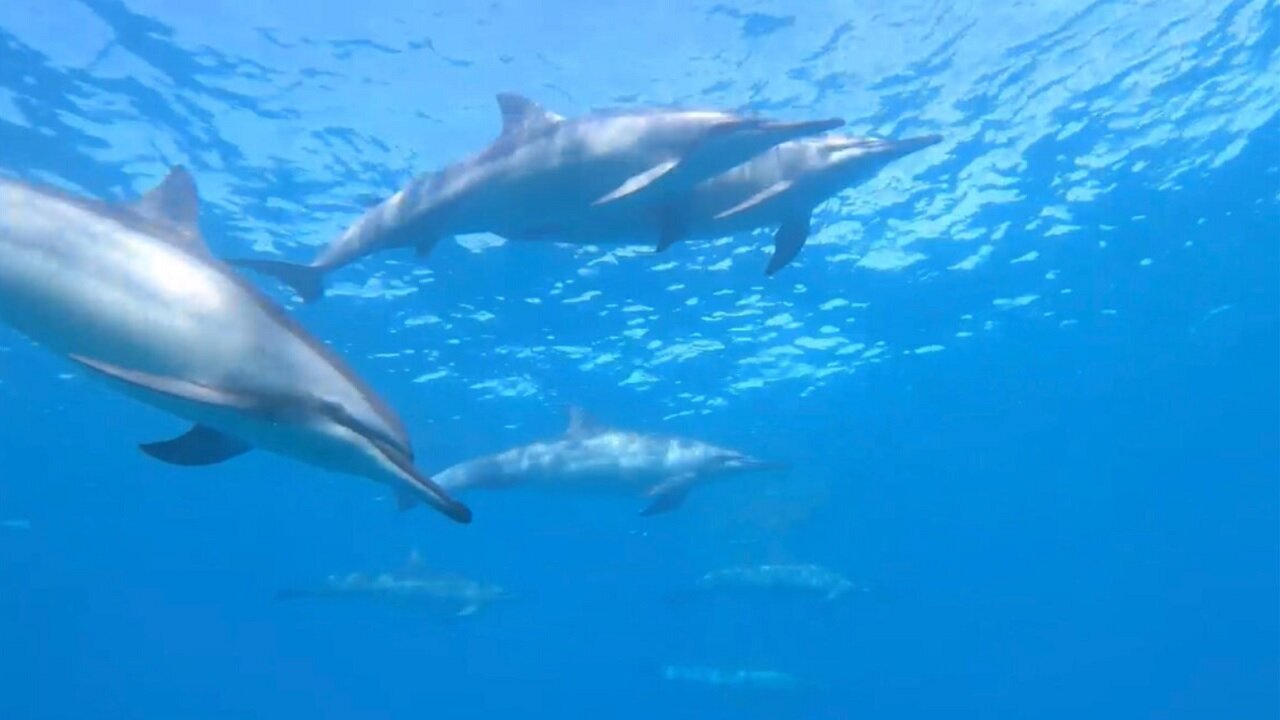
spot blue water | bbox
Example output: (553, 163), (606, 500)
(1, 1), (1278, 718)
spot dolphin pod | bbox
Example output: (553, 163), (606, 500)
(230, 94), (846, 301)
(0, 168), (469, 523)
(0, 90), (940, 527)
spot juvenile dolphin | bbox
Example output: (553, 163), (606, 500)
(233, 94), (844, 301)
(694, 563), (856, 602)
(276, 552), (509, 617)
(434, 406), (784, 515)
(506, 132), (942, 274)
(0, 167), (470, 523)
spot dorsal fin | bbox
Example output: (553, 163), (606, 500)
(127, 166), (210, 256)
(496, 93), (563, 136)
(565, 405), (604, 437)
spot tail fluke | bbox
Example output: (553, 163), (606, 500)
(229, 258), (327, 303)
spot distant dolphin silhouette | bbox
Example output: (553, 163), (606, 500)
(276, 551), (511, 618)
(432, 406), (786, 515)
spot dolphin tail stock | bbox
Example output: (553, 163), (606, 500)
(228, 257), (327, 304)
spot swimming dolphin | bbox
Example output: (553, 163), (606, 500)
(694, 563), (856, 602)
(433, 406), (784, 515)
(504, 132), (942, 274)
(0, 167), (470, 523)
(276, 551), (509, 617)
(659, 664), (807, 692)
(232, 94), (844, 301)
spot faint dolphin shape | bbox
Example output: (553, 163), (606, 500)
(275, 550), (511, 618)
(693, 563), (857, 602)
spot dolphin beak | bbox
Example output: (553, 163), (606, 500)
(831, 133), (943, 163)
(731, 457), (790, 473)
(754, 117), (846, 142)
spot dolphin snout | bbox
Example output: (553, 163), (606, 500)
(725, 456), (789, 473)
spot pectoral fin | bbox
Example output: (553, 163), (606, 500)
(766, 214), (812, 276)
(141, 424), (252, 466)
(594, 160), (679, 206)
(713, 179), (794, 221)
(641, 473), (696, 516)
(415, 235), (446, 259)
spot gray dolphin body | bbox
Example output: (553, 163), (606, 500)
(0, 168), (469, 523)
(695, 563), (856, 601)
(505, 132), (942, 274)
(233, 94), (844, 301)
(276, 561), (509, 618)
(434, 406), (784, 515)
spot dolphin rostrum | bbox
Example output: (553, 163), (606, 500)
(275, 551), (510, 617)
(0, 167), (470, 523)
(232, 93), (844, 301)
(434, 406), (784, 515)
(504, 132), (942, 275)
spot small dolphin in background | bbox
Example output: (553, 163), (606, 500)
(0, 167), (469, 523)
(507, 132), (942, 274)
(660, 664), (807, 692)
(693, 563), (857, 602)
(275, 551), (510, 618)
(434, 406), (785, 515)
(1, 518), (31, 532)
(233, 93), (843, 301)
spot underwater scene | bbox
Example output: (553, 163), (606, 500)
(0, 1), (1277, 718)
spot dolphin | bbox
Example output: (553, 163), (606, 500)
(659, 664), (807, 692)
(504, 132), (943, 275)
(0, 167), (470, 523)
(693, 563), (857, 602)
(232, 93), (844, 301)
(434, 406), (784, 515)
(275, 551), (510, 618)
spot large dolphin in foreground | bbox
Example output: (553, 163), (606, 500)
(505, 132), (943, 275)
(434, 406), (784, 515)
(276, 551), (510, 618)
(0, 167), (470, 523)
(233, 94), (844, 301)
